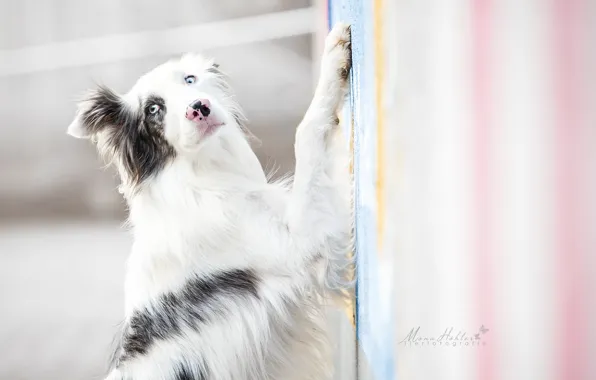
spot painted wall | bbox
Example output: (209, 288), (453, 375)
(326, 0), (394, 379)
(327, 0), (596, 380)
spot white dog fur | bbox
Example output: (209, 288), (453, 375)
(67, 23), (353, 380)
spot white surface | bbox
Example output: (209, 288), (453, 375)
(0, 222), (129, 380)
(389, 1), (476, 379)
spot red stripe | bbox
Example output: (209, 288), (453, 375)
(472, 0), (496, 379)
(553, 1), (587, 379)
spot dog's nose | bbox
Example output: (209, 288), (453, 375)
(186, 99), (211, 120)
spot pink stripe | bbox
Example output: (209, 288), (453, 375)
(472, 0), (496, 379)
(553, 1), (587, 379)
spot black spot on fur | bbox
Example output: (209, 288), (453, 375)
(174, 365), (194, 380)
(206, 63), (221, 74)
(80, 86), (175, 188)
(174, 363), (207, 380)
(112, 269), (260, 366)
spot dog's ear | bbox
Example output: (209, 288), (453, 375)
(67, 109), (90, 139)
(68, 86), (124, 139)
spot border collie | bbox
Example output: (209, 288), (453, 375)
(67, 23), (353, 380)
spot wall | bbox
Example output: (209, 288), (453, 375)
(327, 0), (596, 379)
(326, 0), (394, 379)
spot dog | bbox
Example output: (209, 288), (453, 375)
(67, 23), (353, 380)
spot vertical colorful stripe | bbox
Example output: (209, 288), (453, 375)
(373, 0), (386, 255)
(553, 1), (588, 379)
(472, 0), (495, 379)
(325, 0), (596, 379)
(328, 0), (395, 379)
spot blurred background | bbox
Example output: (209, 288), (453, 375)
(0, 1), (324, 379)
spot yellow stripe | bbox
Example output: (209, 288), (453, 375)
(338, 109), (356, 327)
(374, 0), (386, 254)
(348, 115), (356, 326)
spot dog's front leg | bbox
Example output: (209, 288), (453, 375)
(288, 23), (352, 256)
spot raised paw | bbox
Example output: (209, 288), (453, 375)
(321, 23), (352, 84)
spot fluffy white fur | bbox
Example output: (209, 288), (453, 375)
(69, 23), (353, 380)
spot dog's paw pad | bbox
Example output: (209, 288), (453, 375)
(339, 64), (351, 80)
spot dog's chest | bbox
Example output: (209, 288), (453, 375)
(125, 189), (288, 312)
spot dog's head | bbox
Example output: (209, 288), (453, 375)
(68, 54), (264, 195)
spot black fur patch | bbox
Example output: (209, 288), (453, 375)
(206, 63), (221, 75)
(174, 363), (207, 380)
(80, 86), (175, 187)
(112, 269), (260, 367)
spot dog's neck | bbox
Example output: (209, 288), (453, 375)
(126, 129), (264, 257)
(129, 131), (264, 222)
(122, 132), (267, 313)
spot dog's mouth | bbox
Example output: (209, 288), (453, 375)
(197, 121), (225, 138)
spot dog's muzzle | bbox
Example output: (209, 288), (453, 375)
(185, 98), (224, 136)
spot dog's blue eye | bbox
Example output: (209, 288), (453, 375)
(184, 75), (197, 84)
(149, 104), (160, 114)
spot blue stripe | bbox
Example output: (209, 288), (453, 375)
(328, 1), (395, 379)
